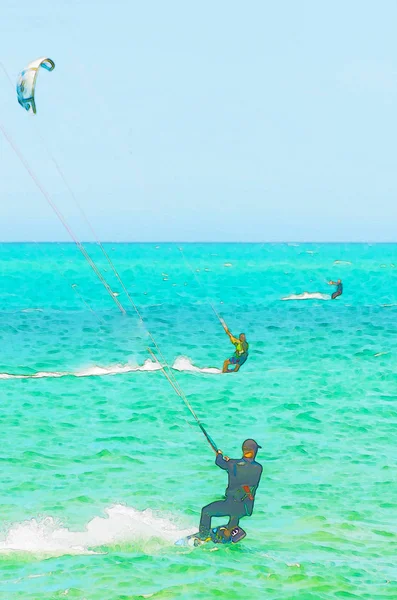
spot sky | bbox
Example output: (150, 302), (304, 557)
(1, 0), (397, 242)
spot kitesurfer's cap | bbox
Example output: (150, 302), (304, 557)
(242, 439), (262, 451)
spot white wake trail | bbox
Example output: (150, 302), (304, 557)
(282, 292), (331, 301)
(0, 357), (222, 380)
(0, 504), (195, 556)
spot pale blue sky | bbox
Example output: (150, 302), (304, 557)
(1, 0), (397, 241)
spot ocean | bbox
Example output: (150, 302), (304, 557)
(0, 242), (396, 599)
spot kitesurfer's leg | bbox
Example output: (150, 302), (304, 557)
(226, 514), (240, 531)
(217, 512), (246, 540)
(224, 365), (241, 374)
(332, 290), (341, 300)
(199, 500), (231, 538)
(222, 359), (231, 373)
(228, 355), (247, 373)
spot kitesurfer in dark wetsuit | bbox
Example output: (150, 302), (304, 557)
(329, 279), (343, 300)
(198, 439), (262, 540)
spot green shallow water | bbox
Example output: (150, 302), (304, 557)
(0, 242), (396, 599)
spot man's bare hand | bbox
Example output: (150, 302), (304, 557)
(217, 450), (229, 461)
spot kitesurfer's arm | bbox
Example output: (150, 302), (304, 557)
(221, 320), (239, 345)
(215, 450), (230, 470)
(226, 330), (239, 345)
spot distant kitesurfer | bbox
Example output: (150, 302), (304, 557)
(329, 279), (343, 300)
(222, 324), (249, 373)
(198, 439), (262, 540)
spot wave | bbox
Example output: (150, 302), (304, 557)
(0, 504), (195, 556)
(0, 357), (222, 380)
(282, 292), (331, 301)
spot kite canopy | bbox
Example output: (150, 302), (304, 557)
(16, 57), (55, 114)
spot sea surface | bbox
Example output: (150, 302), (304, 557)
(0, 242), (396, 600)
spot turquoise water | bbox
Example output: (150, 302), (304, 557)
(0, 242), (396, 599)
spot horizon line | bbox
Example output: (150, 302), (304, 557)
(0, 240), (396, 245)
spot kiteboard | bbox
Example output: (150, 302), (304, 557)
(175, 525), (246, 547)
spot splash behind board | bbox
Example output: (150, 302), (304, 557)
(175, 525), (246, 547)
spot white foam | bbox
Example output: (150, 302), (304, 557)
(282, 292), (331, 301)
(0, 359), (162, 380)
(0, 357), (222, 380)
(0, 504), (195, 556)
(77, 360), (163, 376)
(172, 356), (222, 374)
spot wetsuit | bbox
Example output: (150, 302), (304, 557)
(228, 337), (249, 367)
(199, 453), (262, 537)
(332, 282), (343, 300)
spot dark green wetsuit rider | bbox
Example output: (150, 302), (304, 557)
(199, 439), (262, 539)
(329, 279), (343, 300)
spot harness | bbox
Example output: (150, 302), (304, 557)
(242, 485), (255, 501)
(235, 341), (249, 357)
